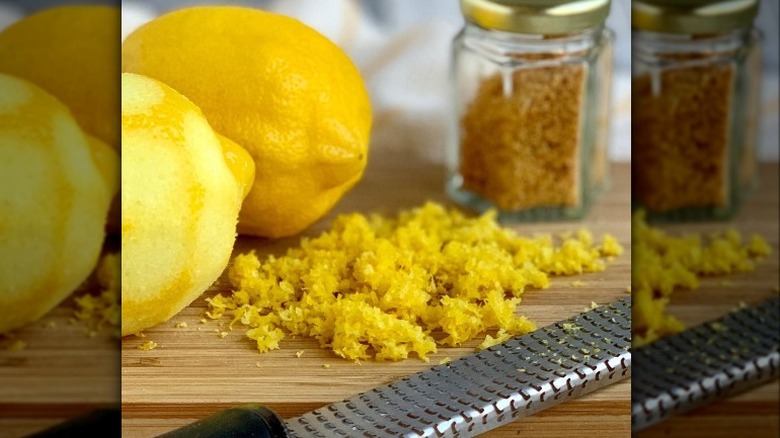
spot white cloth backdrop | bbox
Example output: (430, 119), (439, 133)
(1, 0), (775, 162)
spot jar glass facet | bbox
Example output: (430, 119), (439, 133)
(631, 28), (761, 221)
(447, 24), (614, 221)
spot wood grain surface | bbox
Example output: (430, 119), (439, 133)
(121, 159), (633, 437)
(4, 161), (774, 438)
(0, 238), (121, 438)
(636, 163), (780, 438)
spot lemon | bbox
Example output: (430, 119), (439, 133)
(0, 73), (116, 334)
(0, 5), (120, 148)
(121, 73), (254, 336)
(123, 6), (371, 238)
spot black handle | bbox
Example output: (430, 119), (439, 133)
(156, 405), (289, 438)
(25, 408), (120, 437)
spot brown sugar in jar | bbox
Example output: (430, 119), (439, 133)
(633, 64), (735, 212)
(447, 0), (614, 221)
(632, 0), (762, 221)
(460, 64), (586, 211)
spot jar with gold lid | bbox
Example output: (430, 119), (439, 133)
(632, 0), (762, 221)
(446, 0), (614, 221)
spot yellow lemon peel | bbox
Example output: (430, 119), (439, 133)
(123, 6), (371, 238)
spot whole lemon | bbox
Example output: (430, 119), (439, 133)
(123, 6), (371, 238)
(0, 73), (116, 334)
(122, 73), (254, 336)
(0, 6), (120, 148)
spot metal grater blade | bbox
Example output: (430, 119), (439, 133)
(631, 295), (780, 433)
(286, 297), (631, 437)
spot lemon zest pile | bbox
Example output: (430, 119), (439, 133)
(632, 210), (772, 347)
(208, 202), (623, 362)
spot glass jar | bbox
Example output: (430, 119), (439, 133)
(446, 0), (614, 221)
(632, 0), (761, 222)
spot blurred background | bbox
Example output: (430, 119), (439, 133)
(122, 0), (774, 163)
(115, 0), (635, 163)
(3, 0), (776, 161)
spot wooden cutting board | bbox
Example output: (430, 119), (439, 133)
(0, 239), (121, 437)
(121, 158), (633, 438)
(3, 161), (775, 437)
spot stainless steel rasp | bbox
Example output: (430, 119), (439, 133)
(157, 297), (632, 437)
(631, 295), (780, 433)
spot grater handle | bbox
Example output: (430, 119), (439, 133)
(155, 405), (288, 438)
(25, 408), (120, 437)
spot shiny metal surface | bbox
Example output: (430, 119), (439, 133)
(287, 298), (631, 437)
(460, 0), (611, 34)
(632, 0), (759, 34)
(631, 296), (780, 432)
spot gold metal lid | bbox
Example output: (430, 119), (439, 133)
(632, 0), (759, 34)
(460, 0), (611, 34)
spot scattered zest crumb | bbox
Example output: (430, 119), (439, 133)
(709, 322), (727, 332)
(219, 331), (228, 338)
(174, 322), (188, 329)
(478, 329), (512, 350)
(295, 350), (304, 358)
(255, 361), (261, 368)
(570, 280), (587, 288)
(439, 357), (451, 365)
(7, 340), (26, 351)
(583, 301), (599, 311)
(73, 252), (120, 335)
(137, 340), (158, 351)
(322, 364), (330, 369)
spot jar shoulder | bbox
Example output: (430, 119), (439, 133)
(453, 25), (613, 65)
